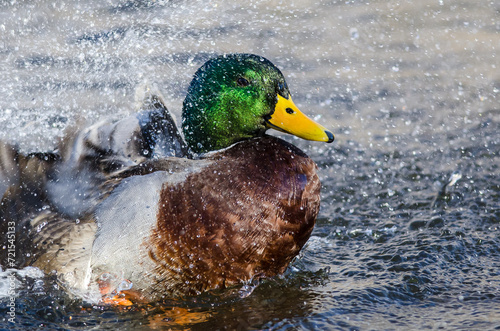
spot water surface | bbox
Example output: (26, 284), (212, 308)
(0, 0), (499, 329)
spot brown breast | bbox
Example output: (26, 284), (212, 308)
(148, 136), (320, 297)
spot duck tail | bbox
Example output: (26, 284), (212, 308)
(0, 141), (60, 214)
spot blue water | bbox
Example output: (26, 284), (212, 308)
(0, 0), (499, 329)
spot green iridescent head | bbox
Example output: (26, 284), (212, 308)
(182, 54), (333, 154)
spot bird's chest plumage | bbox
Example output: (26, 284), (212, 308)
(137, 136), (321, 298)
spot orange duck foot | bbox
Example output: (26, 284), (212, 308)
(97, 273), (144, 306)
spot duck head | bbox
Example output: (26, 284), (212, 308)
(182, 53), (334, 153)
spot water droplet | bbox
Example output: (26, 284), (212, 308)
(349, 28), (359, 40)
(117, 279), (133, 292)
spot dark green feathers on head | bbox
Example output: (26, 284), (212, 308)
(182, 54), (290, 153)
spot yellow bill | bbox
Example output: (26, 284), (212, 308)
(266, 94), (334, 143)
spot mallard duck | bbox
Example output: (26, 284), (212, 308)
(0, 54), (333, 304)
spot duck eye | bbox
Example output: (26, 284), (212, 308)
(237, 77), (250, 87)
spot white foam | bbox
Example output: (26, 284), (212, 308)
(0, 266), (44, 298)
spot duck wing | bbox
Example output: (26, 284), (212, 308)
(47, 92), (190, 218)
(0, 145), (62, 268)
(0, 142), (19, 199)
(1, 92), (191, 270)
(29, 211), (97, 293)
(137, 92), (190, 159)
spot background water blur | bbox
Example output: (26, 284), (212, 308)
(0, 0), (499, 329)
